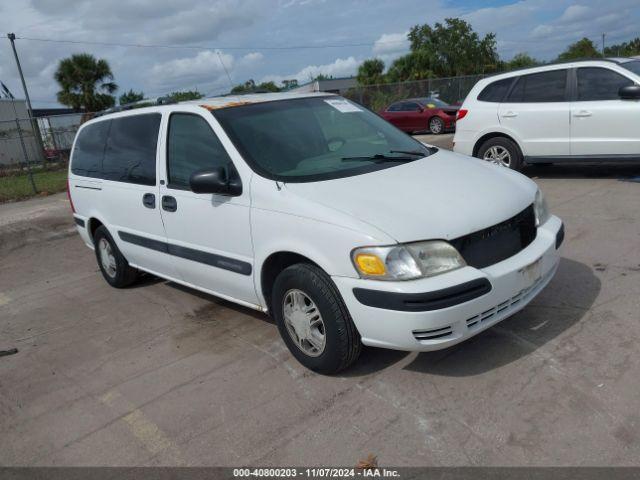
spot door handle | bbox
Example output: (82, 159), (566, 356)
(142, 193), (156, 209)
(161, 195), (177, 212)
(501, 111), (518, 118)
(573, 110), (592, 117)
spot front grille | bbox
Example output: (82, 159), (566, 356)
(451, 205), (536, 269)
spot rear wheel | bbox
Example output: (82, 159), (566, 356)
(429, 116), (445, 135)
(93, 226), (138, 288)
(271, 263), (361, 374)
(478, 137), (523, 171)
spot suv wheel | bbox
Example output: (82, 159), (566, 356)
(93, 226), (138, 288)
(271, 263), (361, 374)
(429, 116), (445, 135)
(478, 137), (523, 171)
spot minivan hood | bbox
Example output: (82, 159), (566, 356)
(284, 150), (536, 243)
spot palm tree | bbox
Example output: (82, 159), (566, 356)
(54, 54), (117, 112)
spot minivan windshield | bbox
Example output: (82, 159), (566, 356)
(620, 60), (640, 76)
(213, 96), (432, 182)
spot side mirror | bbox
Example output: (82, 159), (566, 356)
(189, 165), (242, 196)
(619, 85), (640, 100)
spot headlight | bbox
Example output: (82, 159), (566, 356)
(534, 189), (550, 226)
(352, 240), (466, 281)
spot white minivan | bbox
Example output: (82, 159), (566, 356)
(69, 92), (563, 373)
(454, 58), (640, 170)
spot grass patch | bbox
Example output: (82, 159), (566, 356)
(0, 169), (68, 203)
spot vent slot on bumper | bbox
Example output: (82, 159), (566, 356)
(413, 325), (453, 341)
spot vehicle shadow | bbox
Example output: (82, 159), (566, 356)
(402, 257), (600, 377)
(523, 163), (640, 180)
(166, 282), (273, 323)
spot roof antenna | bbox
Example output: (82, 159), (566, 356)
(275, 181), (282, 191)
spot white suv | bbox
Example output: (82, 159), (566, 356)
(69, 93), (563, 373)
(453, 58), (640, 170)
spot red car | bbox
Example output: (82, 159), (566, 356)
(379, 97), (459, 135)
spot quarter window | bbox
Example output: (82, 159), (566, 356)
(400, 102), (422, 112)
(506, 70), (567, 103)
(102, 114), (161, 186)
(577, 67), (633, 101)
(71, 120), (110, 178)
(477, 78), (513, 102)
(167, 113), (233, 189)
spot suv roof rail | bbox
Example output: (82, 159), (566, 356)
(484, 56), (630, 79)
(94, 96), (177, 117)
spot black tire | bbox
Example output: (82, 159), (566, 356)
(271, 263), (361, 374)
(93, 225), (138, 288)
(477, 136), (523, 171)
(429, 116), (445, 135)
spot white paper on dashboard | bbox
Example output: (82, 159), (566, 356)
(324, 99), (362, 113)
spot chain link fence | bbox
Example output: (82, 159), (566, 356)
(0, 112), (87, 202)
(343, 74), (485, 112)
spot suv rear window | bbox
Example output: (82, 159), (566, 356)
(506, 70), (567, 103)
(71, 113), (161, 185)
(102, 114), (161, 185)
(71, 120), (110, 178)
(477, 78), (513, 102)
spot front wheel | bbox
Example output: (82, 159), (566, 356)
(477, 137), (523, 171)
(271, 264), (361, 374)
(429, 116), (445, 135)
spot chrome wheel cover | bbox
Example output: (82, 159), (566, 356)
(429, 117), (443, 134)
(282, 289), (326, 357)
(98, 238), (117, 278)
(483, 145), (511, 167)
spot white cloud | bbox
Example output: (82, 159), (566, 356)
(262, 56), (359, 85)
(372, 32), (409, 56)
(149, 50), (235, 90)
(557, 5), (592, 23)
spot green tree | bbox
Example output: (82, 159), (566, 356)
(119, 89), (144, 105)
(504, 53), (539, 70)
(386, 50), (436, 82)
(557, 38), (601, 61)
(356, 59), (386, 85)
(282, 79), (299, 90)
(605, 37), (640, 57)
(168, 90), (204, 101)
(408, 18), (499, 76)
(230, 79), (281, 94)
(256, 81), (281, 92)
(54, 53), (117, 111)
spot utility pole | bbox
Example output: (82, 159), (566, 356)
(7, 33), (46, 165)
(602, 33), (606, 57)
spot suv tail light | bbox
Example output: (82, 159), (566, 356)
(456, 109), (468, 121)
(67, 178), (76, 213)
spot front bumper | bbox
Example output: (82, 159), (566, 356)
(332, 215), (563, 351)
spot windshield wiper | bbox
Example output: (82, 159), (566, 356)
(341, 153), (417, 163)
(389, 149), (427, 157)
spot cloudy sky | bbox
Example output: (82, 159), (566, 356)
(0, 0), (639, 108)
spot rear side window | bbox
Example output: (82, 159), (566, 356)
(477, 78), (513, 102)
(400, 102), (422, 112)
(167, 113), (233, 189)
(577, 67), (633, 101)
(71, 120), (110, 178)
(387, 103), (402, 111)
(102, 114), (161, 186)
(506, 70), (567, 103)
